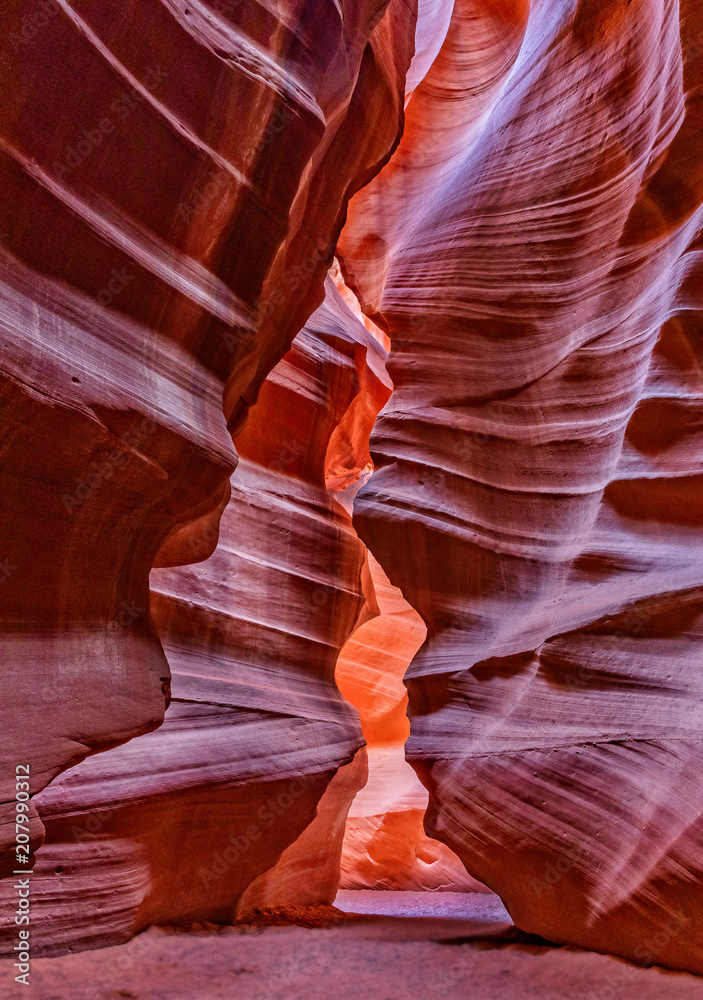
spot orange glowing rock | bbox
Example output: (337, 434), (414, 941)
(337, 555), (490, 893)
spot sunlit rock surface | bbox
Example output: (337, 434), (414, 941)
(2, 0), (703, 979)
(0, 0), (416, 881)
(337, 554), (489, 893)
(340, 0), (703, 975)
(0, 278), (392, 956)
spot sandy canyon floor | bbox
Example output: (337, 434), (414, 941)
(3, 892), (703, 1000)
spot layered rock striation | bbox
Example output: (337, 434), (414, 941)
(0, 0), (416, 880)
(340, 0), (703, 974)
(3, 276), (391, 955)
(337, 553), (489, 892)
(3, 0), (703, 978)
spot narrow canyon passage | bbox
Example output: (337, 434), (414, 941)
(328, 267), (485, 897)
(2, 0), (703, 995)
(336, 551), (488, 894)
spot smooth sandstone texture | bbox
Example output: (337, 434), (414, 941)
(0, 0), (416, 878)
(337, 553), (489, 892)
(3, 0), (703, 979)
(14, 919), (703, 1000)
(340, 0), (703, 975)
(0, 277), (393, 956)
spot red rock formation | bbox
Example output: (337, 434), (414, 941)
(340, 0), (703, 975)
(0, 0), (416, 881)
(337, 553), (489, 892)
(0, 277), (392, 955)
(237, 754), (369, 916)
(4, 0), (703, 979)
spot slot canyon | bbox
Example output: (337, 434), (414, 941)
(1, 0), (703, 997)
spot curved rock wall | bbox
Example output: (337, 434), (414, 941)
(337, 552), (489, 892)
(0, 277), (391, 956)
(0, 0), (416, 879)
(4, 0), (703, 978)
(340, 0), (703, 974)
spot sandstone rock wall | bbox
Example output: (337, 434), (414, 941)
(0, 0), (416, 880)
(3, 0), (703, 978)
(340, 0), (703, 974)
(1, 277), (391, 956)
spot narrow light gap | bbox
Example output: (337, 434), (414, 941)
(326, 268), (494, 918)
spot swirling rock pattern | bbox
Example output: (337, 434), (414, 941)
(0, 277), (391, 956)
(337, 553), (490, 892)
(3, 0), (703, 977)
(0, 0), (416, 879)
(340, 0), (703, 974)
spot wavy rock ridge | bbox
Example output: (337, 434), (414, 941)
(341, 0), (703, 975)
(3, 0), (703, 979)
(1, 275), (394, 956)
(0, 0), (416, 881)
